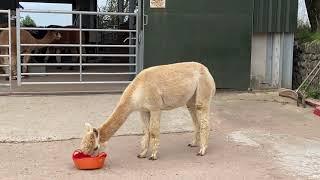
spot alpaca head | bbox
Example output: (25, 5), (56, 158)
(80, 123), (100, 155)
(48, 31), (62, 41)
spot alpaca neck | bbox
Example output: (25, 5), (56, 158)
(98, 102), (132, 143)
(38, 32), (55, 44)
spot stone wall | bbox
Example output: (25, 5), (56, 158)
(293, 41), (320, 90)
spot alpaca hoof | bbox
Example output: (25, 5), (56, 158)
(197, 148), (206, 156)
(137, 154), (147, 159)
(148, 156), (158, 160)
(188, 143), (197, 147)
(196, 152), (204, 156)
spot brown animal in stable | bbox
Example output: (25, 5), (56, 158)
(80, 62), (216, 160)
(0, 27), (61, 79)
(43, 25), (88, 69)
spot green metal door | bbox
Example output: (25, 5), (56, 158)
(144, 0), (253, 90)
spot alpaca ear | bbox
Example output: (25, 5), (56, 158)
(93, 128), (99, 137)
(85, 123), (93, 132)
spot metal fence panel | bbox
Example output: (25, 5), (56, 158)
(0, 10), (12, 90)
(15, 9), (141, 86)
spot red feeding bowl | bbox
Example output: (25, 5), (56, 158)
(72, 149), (107, 170)
(314, 106), (320, 117)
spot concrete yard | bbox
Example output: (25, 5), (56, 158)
(0, 92), (320, 179)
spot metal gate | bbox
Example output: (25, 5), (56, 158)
(0, 10), (12, 90)
(15, 8), (142, 87)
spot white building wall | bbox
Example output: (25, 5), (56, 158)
(250, 33), (294, 89)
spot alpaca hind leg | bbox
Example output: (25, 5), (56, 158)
(55, 48), (62, 69)
(187, 97), (200, 147)
(4, 49), (17, 80)
(22, 53), (31, 74)
(1, 49), (10, 79)
(196, 106), (210, 156)
(82, 47), (86, 70)
(70, 48), (79, 70)
(137, 111), (150, 158)
(3, 56), (10, 80)
(195, 75), (213, 156)
(11, 53), (17, 80)
(0, 52), (4, 74)
(0, 57), (4, 74)
(148, 110), (161, 160)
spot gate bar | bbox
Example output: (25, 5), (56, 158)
(16, 9), (21, 86)
(20, 27), (137, 33)
(22, 72), (137, 75)
(20, 54), (137, 57)
(21, 81), (132, 85)
(8, 9), (12, 91)
(20, 9), (136, 16)
(20, 44), (137, 48)
(21, 63), (137, 66)
(79, 13), (83, 81)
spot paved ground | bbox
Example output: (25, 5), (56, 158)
(0, 93), (193, 142)
(0, 91), (320, 179)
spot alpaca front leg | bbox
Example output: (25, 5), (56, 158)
(3, 56), (11, 80)
(149, 110), (161, 160)
(1, 49), (13, 80)
(70, 48), (78, 70)
(187, 106), (200, 147)
(22, 56), (30, 74)
(22, 50), (32, 74)
(9, 52), (17, 80)
(11, 56), (17, 80)
(44, 47), (52, 63)
(137, 111), (150, 158)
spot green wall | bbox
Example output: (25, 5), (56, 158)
(144, 0), (253, 89)
(253, 0), (298, 33)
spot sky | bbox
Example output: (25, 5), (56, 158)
(21, 0), (309, 26)
(20, 0), (107, 26)
(298, 0), (309, 23)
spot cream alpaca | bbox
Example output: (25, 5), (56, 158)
(81, 62), (216, 160)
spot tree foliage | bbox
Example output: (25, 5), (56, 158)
(20, 15), (36, 27)
(97, 0), (130, 28)
(305, 0), (320, 32)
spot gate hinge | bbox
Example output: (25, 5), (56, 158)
(143, 14), (148, 26)
(138, 33), (142, 44)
